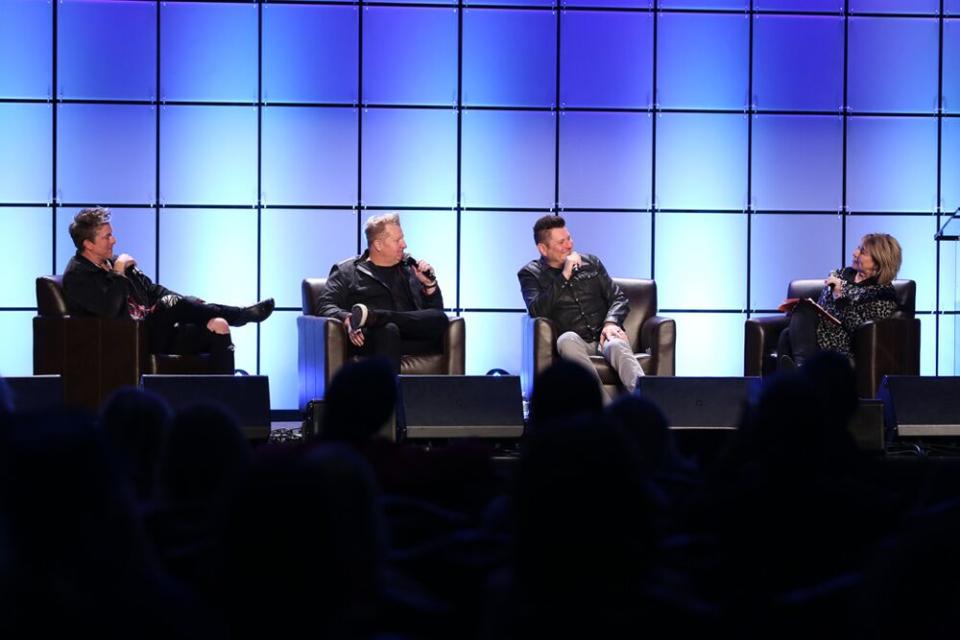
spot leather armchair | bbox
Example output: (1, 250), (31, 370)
(33, 275), (218, 413)
(744, 279), (920, 398)
(520, 278), (676, 399)
(297, 278), (465, 411)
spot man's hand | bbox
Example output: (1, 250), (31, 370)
(113, 253), (137, 275)
(599, 322), (627, 347)
(344, 315), (365, 347)
(413, 259), (437, 288)
(562, 251), (582, 281)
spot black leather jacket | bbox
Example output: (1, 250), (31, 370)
(317, 251), (444, 320)
(62, 253), (174, 318)
(518, 254), (629, 342)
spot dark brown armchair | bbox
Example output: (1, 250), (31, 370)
(33, 275), (218, 413)
(297, 278), (465, 411)
(744, 279), (920, 398)
(520, 278), (676, 399)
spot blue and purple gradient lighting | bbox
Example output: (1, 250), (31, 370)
(0, 208), (52, 308)
(945, 20), (960, 114)
(560, 11), (653, 108)
(751, 115), (842, 211)
(753, 15), (843, 111)
(657, 12), (749, 110)
(462, 9), (556, 107)
(261, 107), (358, 206)
(0, 0), (52, 99)
(361, 108), (457, 207)
(563, 212), (653, 280)
(847, 17), (939, 114)
(363, 7), (458, 106)
(846, 117), (937, 213)
(161, 2), (257, 103)
(559, 112), (652, 209)
(57, 104), (156, 205)
(263, 4), (358, 104)
(943, 118), (960, 213)
(160, 106), (258, 206)
(58, 0), (155, 100)
(0, 104), (51, 203)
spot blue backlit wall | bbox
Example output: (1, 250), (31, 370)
(1, 0), (959, 408)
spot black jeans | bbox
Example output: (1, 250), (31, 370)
(778, 303), (820, 366)
(349, 308), (449, 373)
(146, 296), (236, 374)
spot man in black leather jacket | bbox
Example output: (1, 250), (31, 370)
(317, 212), (448, 373)
(62, 207), (274, 373)
(518, 215), (644, 400)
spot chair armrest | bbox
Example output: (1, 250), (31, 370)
(443, 316), (465, 375)
(853, 316), (920, 398)
(744, 315), (789, 376)
(297, 315), (348, 410)
(521, 316), (558, 400)
(33, 315), (148, 412)
(639, 315), (676, 376)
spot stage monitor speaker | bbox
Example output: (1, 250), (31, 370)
(3, 375), (63, 413)
(635, 376), (761, 430)
(879, 376), (960, 438)
(397, 375), (524, 440)
(141, 375), (271, 441)
(849, 399), (885, 452)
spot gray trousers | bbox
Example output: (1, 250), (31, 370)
(556, 331), (645, 401)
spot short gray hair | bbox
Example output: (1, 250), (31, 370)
(364, 212), (401, 246)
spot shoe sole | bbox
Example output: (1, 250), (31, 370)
(351, 304), (368, 329)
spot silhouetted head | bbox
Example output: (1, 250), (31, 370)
(605, 393), (673, 472)
(100, 387), (172, 502)
(323, 357), (397, 442)
(529, 360), (603, 428)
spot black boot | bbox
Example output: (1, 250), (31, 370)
(224, 298), (275, 327)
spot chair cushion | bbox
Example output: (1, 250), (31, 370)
(37, 275), (69, 317)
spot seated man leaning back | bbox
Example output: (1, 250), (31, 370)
(62, 207), (275, 374)
(518, 215), (644, 401)
(316, 212), (449, 373)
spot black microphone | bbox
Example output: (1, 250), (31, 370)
(829, 266), (856, 289)
(404, 255), (436, 282)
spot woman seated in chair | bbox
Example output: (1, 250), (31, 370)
(779, 233), (903, 368)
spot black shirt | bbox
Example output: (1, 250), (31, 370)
(368, 262), (415, 312)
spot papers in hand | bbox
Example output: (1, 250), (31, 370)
(778, 297), (842, 327)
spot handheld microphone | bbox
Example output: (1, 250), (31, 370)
(404, 255), (436, 281)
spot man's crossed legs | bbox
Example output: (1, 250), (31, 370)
(556, 330), (644, 402)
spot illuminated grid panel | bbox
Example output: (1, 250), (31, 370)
(260, 209), (358, 309)
(460, 110), (555, 209)
(560, 11), (653, 109)
(462, 312), (527, 376)
(918, 314), (937, 376)
(57, 104), (156, 205)
(847, 17), (938, 114)
(750, 214), (842, 311)
(0, 208), (53, 308)
(58, 0), (156, 100)
(655, 212), (748, 311)
(262, 4), (358, 104)
(395, 210), (459, 306)
(361, 108), (457, 207)
(160, 2), (257, 103)
(753, 15), (843, 112)
(260, 107), (358, 206)
(559, 112), (652, 210)
(0, 0), (52, 99)
(670, 313), (747, 377)
(846, 117), (937, 213)
(160, 106), (258, 206)
(259, 310), (300, 410)
(751, 115), (842, 212)
(849, 0), (940, 13)
(55, 208), (158, 284)
(755, 0), (842, 10)
(0, 104), (51, 203)
(660, 0), (747, 8)
(945, 20), (960, 114)
(462, 9), (556, 107)
(562, 0), (652, 8)
(363, 6), (458, 106)
(657, 12), (749, 110)
(655, 113), (748, 211)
